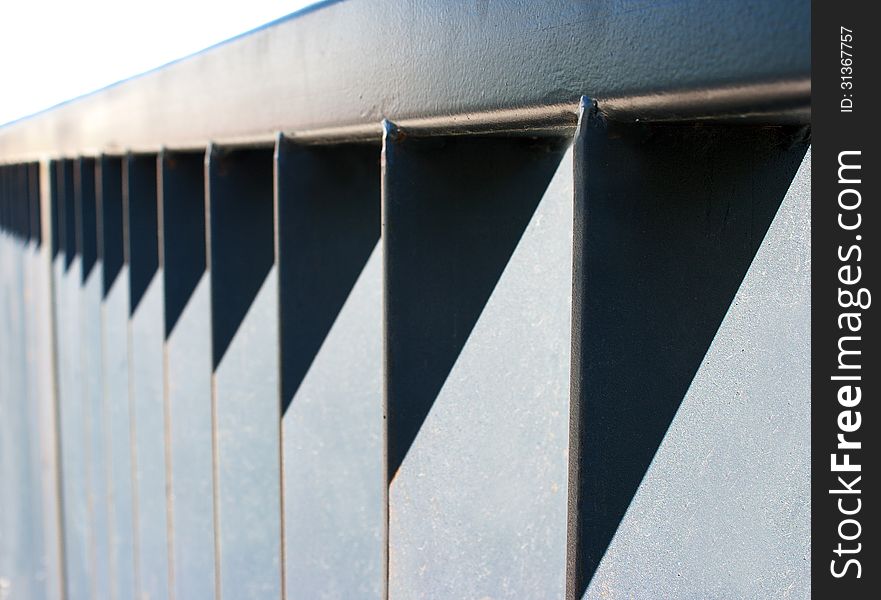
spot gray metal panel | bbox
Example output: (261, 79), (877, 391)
(23, 242), (51, 600)
(103, 267), (137, 600)
(3, 169), (17, 593)
(0, 0), (808, 159)
(53, 159), (93, 600)
(0, 165), (48, 598)
(98, 156), (137, 600)
(160, 152), (216, 600)
(0, 175), (25, 595)
(124, 155), (171, 600)
(584, 149), (811, 600)
(383, 133), (573, 598)
(568, 112), (810, 598)
(76, 158), (113, 600)
(46, 169), (68, 600)
(130, 276), (169, 600)
(0, 8), (815, 596)
(19, 166), (47, 600)
(1, 205), (13, 595)
(0, 228), (9, 591)
(276, 140), (382, 598)
(30, 161), (65, 600)
(207, 147), (282, 599)
(58, 261), (91, 600)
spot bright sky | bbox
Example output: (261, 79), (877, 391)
(0, 1), (319, 126)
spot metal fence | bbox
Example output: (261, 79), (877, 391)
(1, 1), (810, 599)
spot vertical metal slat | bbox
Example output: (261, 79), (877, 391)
(382, 127), (574, 598)
(98, 155), (137, 600)
(124, 154), (171, 600)
(567, 110), (810, 598)
(207, 145), (281, 599)
(276, 138), (383, 599)
(76, 157), (112, 600)
(160, 150), (216, 600)
(55, 158), (93, 600)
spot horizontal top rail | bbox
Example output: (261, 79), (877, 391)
(0, 0), (809, 162)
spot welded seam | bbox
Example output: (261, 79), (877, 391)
(564, 97), (596, 600)
(157, 153), (177, 600)
(122, 155), (144, 600)
(272, 134), (288, 600)
(204, 145), (223, 600)
(379, 119), (398, 600)
(0, 79), (810, 163)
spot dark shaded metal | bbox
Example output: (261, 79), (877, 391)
(60, 161), (76, 271)
(18, 165), (32, 242)
(49, 161), (61, 260)
(161, 152), (207, 339)
(125, 156), (159, 315)
(97, 156), (125, 297)
(28, 163), (41, 246)
(74, 158), (98, 282)
(207, 147), (274, 368)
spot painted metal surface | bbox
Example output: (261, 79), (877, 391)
(568, 107), (810, 599)
(160, 151), (216, 600)
(583, 149), (811, 600)
(124, 155), (170, 600)
(27, 162), (64, 600)
(277, 139), (383, 599)
(0, 163), (55, 600)
(38, 162), (65, 600)
(1, 169), (25, 596)
(383, 132), (574, 598)
(54, 159), (93, 600)
(207, 147), (282, 599)
(0, 3), (812, 599)
(17, 166), (48, 600)
(3, 143), (812, 600)
(98, 155), (137, 600)
(75, 157), (113, 600)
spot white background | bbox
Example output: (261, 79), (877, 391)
(0, 0), (317, 125)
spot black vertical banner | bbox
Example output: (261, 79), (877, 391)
(813, 1), (879, 597)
